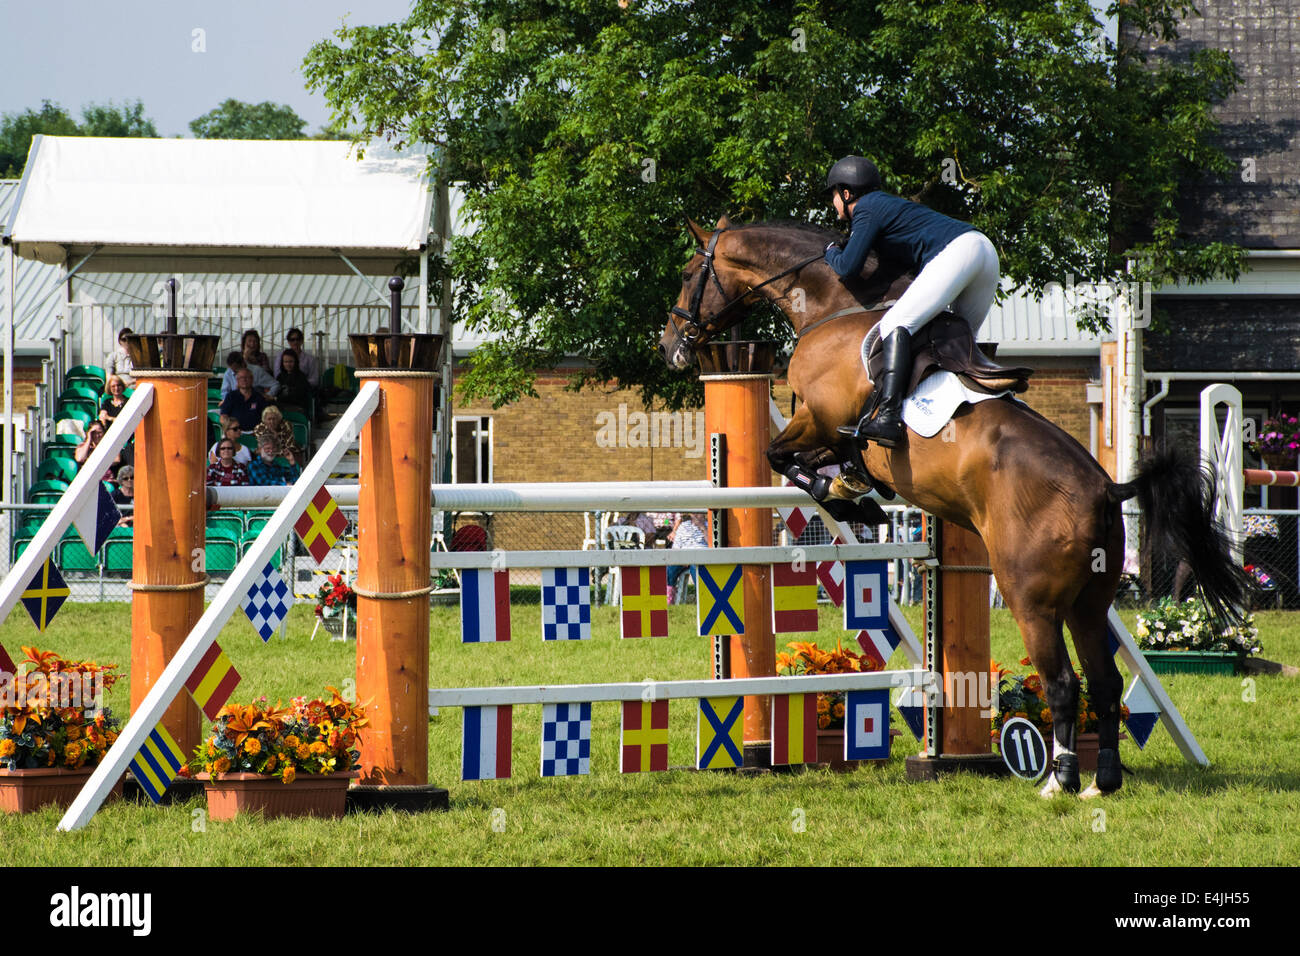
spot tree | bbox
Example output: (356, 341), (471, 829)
(0, 100), (156, 177)
(190, 99), (308, 140)
(303, 0), (1245, 409)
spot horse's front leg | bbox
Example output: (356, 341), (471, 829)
(768, 404), (889, 525)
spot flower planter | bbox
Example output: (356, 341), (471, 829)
(319, 613), (355, 639)
(198, 771), (357, 821)
(0, 766), (123, 814)
(815, 727), (901, 771)
(1142, 650), (1243, 676)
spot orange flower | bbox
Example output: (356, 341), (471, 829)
(243, 737), (261, 755)
(832, 701), (845, 719)
(816, 696), (830, 714)
(309, 741), (328, 756)
(214, 756), (232, 774)
(282, 764), (296, 784)
(1041, 708), (1052, 722)
(817, 713), (831, 729)
(0, 740), (14, 757)
(295, 745), (310, 761)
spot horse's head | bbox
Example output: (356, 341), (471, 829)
(659, 216), (760, 371)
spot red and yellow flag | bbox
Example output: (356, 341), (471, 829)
(184, 642), (241, 721)
(294, 487), (349, 564)
(771, 561), (819, 633)
(771, 693), (818, 765)
(620, 565), (668, 639)
(621, 699), (669, 772)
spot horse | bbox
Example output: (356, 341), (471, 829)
(660, 216), (1252, 797)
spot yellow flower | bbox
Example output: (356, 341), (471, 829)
(0, 740), (14, 757)
(283, 735), (300, 749)
(214, 756), (232, 774)
(282, 764), (296, 784)
(295, 744), (310, 761)
(832, 701), (845, 719)
(309, 741), (328, 756)
(244, 737), (261, 755)
(816, 696), (830, 714)
(206, 742), (217, 758)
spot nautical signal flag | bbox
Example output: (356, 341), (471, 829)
(777, 488), (814, 542)
(697, 564), (744, 636)
(463, 704), (513, 780)
(1122, 675), (1161, 749)
(844, 690), (891, 760)
(241, 562), (292, 643)
(129, 724), (186, 803)
(895, 685), (925, 741)
(183, 641), (241, 721)
(696, 696), (744, 770)
(771, 693), (817, 765)
(542, 568), (591, 642)
(844, 560), (888, 630)
(771, 561), (819, 633)
(620, 565), (668, 639)
(541, 702), (591, 776)
(816, 540), (845, 606)
(0, 642), (15, 676)
(73, 482), (121, 554)
(294, 486), (349, 564)
(462, 569), (510, 643)
(855, 625), (901, 670)
(21, 557), (70, 632)
(620, 699), (669, 773)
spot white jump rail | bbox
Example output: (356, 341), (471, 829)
(0, 384), (154, 625)
(429, 542), (930, 569)
(58, 381), (382, 832)
(429, 669), (930, 708)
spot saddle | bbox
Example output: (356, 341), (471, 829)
(865, 313), (1033, 396)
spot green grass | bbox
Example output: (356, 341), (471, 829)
(1, 600), (1298, 866)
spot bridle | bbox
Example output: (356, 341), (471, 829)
(669, 226), (823, 350)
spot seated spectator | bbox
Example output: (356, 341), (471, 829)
(273, 328), (320, 388)
(206, 439), (251, 486)
(253, 406), (301, 461)
(666, 512), (708, 604)
(99, 374), (129, 428)
(248, 436), (300, 486)
(241, 329), (272, 375)
(74, 422), (122, 482)
(106, 328), (137, 388)
(111, 465), (136, 526)
(275, 349), (313, 415)
(220, 369), (272, 430)
(622, 512), (659, 539)
(209, 416), (253, 466)
(221, 351), (278, 399)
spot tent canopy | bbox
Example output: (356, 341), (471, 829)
(2, 136), (434, 275)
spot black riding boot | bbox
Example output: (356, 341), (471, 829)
(839, 328), (911, 448)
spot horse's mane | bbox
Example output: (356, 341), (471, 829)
(728, 219), (908, 289)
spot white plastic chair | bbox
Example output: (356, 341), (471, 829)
(602, 525), (645, 604)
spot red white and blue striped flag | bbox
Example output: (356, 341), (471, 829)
(462, 705), (513, 780)
(461, 569), (510, 643)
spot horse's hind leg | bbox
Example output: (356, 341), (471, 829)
(1067, 587), (1125, 797)
(1004, 603), (1081, 796)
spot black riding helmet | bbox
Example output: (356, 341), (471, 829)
(826, 155), (881, 199)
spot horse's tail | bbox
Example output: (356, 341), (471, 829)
(1107, 444), (1254, 628)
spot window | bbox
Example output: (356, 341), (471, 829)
(452, 416), (492, 484)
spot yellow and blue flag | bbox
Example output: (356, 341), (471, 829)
(696, 696), (744, 770)
(697, 564), (743, 636)
(21, 557), (70, 632)
(129, 724), (187, 803)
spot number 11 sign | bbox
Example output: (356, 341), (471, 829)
(999, 717), (1048, 781)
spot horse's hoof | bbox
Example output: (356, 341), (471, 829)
(1079, 780), (1105, 799)
(1038, 774), (1063, 799)
(1052, 754), (1081, 794)
(1094, 748), (1122, 794)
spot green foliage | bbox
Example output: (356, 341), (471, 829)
(0, 99), (157, 177)
(303, 0), (1246, 407)
(189, 99), (309, 140)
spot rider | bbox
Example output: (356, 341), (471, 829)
(823, 156), (1000, 447)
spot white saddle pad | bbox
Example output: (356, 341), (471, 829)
(902, 370), (1010, 438)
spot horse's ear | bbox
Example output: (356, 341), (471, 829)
(716, 214), (732, 229)
(685, 218), (710, 244)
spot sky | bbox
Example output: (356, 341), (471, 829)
(0, 1), (416, 137)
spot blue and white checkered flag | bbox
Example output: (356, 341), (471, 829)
(241, 562), (292, 643)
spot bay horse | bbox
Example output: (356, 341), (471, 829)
(660, 216), (1251, 797)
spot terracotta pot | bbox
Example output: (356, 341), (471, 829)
(198, 771), (357, 821)
(815, 727), (901, 772)
(0, 766), (123, 814)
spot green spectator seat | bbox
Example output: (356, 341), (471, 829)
(58, 398), (99, 421)
(12, 535), (35, 562)
(60, 385), (103, 405)
(244, 512), (273, 536)
(239, 434), (258, 452)
(44, 439), (81, 461)
(27, 478), (71, 497)
(204, 526), (241, 576)
(207, 511), (246, 540)
(243, 530), (283, 569)
(208, 387), (224, 407)
(66, 366), (106, 393)
(56, 407), (93, 430)
(103, 527), (134, 575)
(36, 458), (80, 485)
(58, 532), (99, 573)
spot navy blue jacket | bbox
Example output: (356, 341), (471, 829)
(825, 191), (973, 278)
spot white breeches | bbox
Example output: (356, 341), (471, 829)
(877, 231), (1000, 339)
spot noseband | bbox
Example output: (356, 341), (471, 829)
(670, 227), (823, 351)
